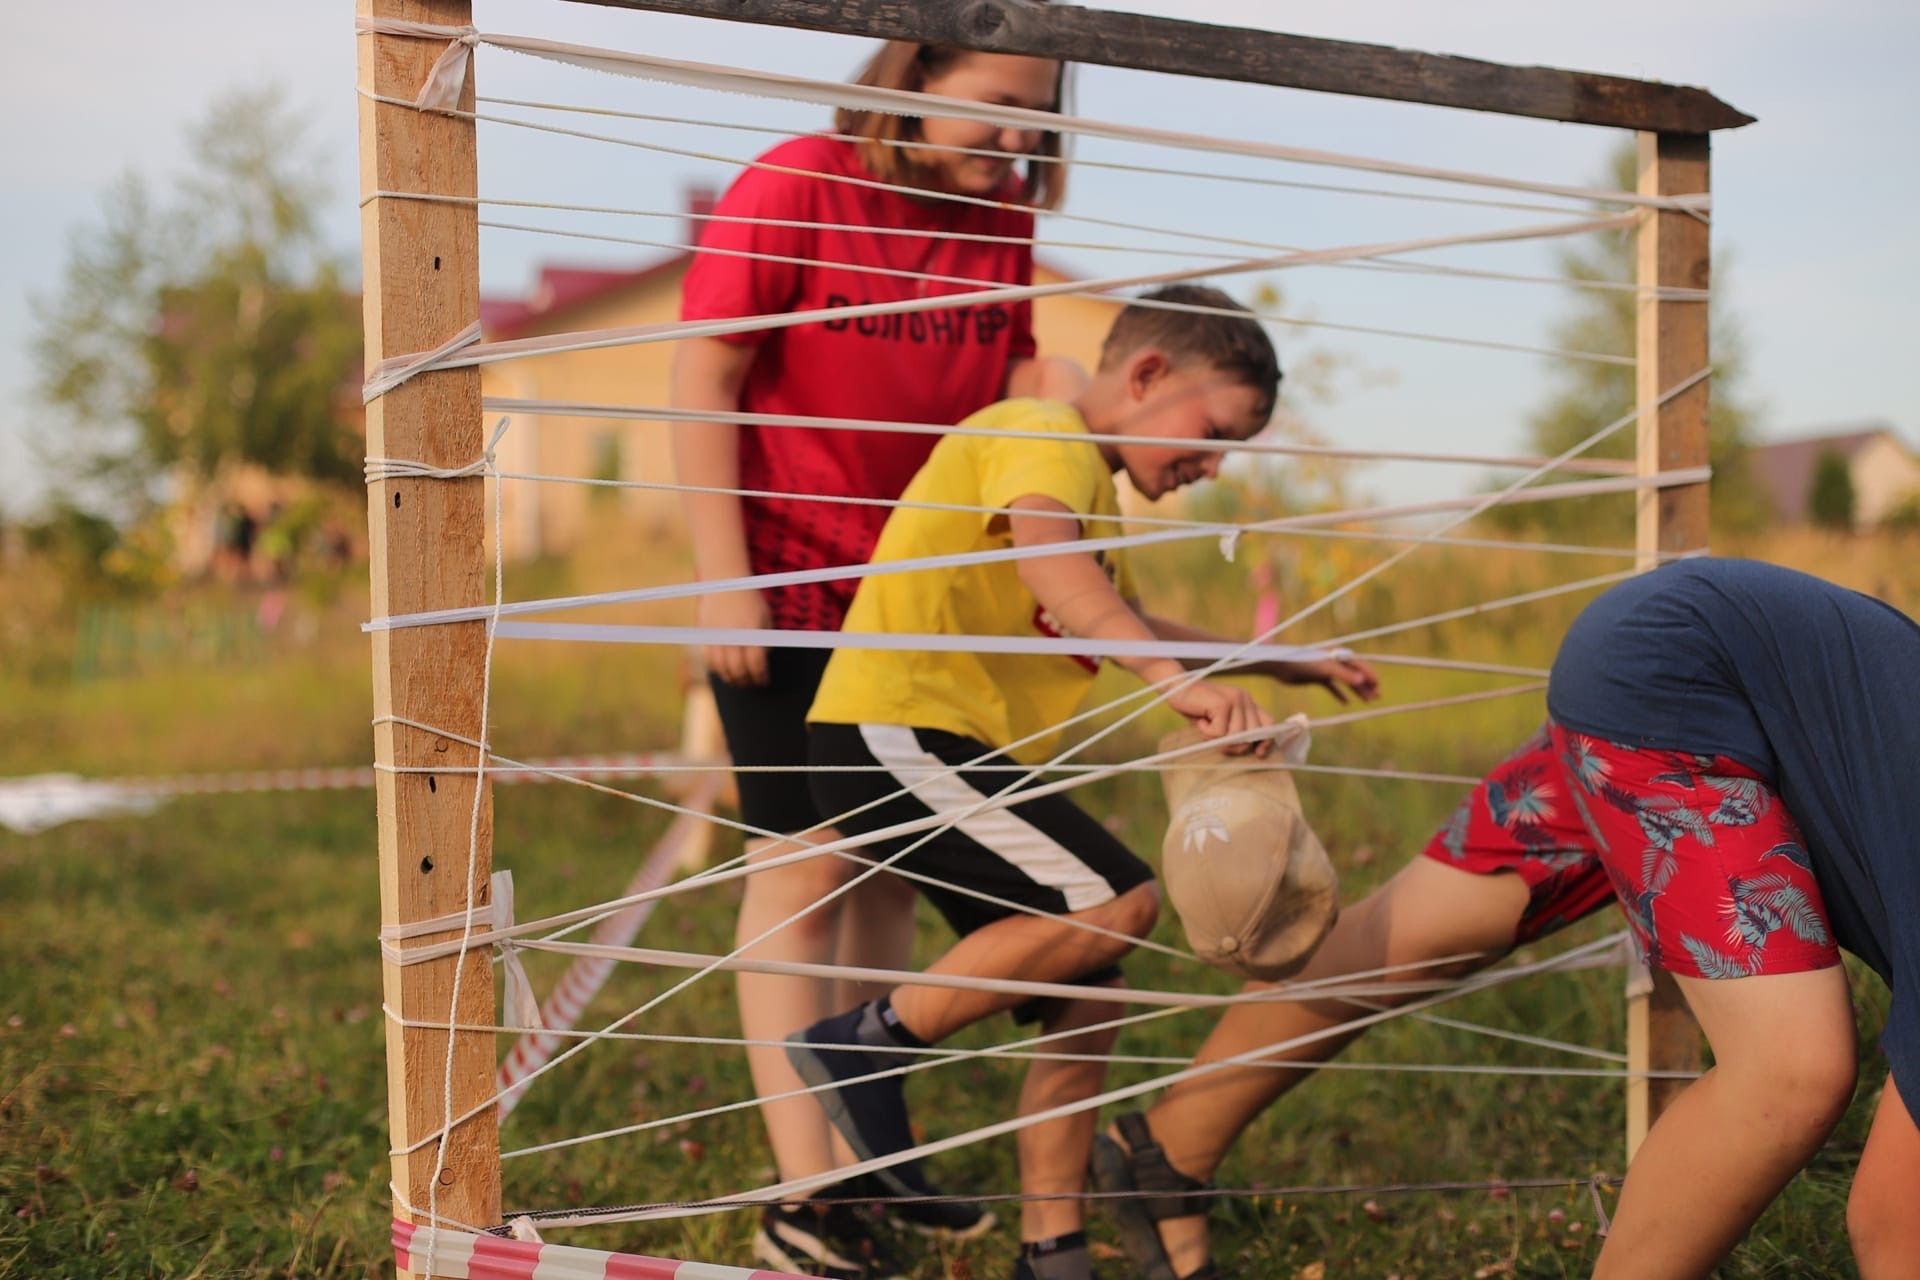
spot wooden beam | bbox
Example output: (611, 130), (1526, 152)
(358, 0), (500, 1266)
(556, 0), (1753, 133)
(1625, 130), (1710, 1162)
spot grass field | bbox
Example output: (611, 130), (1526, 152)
(2, 526), (1911, 1278)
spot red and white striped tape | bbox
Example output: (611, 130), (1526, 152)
(99, 753), (698, 797)
(393, 1218), (821, 1279)
(496, 785), (720, 1120)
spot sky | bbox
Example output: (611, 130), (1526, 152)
(3, 0), (1916, 517)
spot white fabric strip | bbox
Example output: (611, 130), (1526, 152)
(360, 19), (1706, 213)
(485, 623), (1550, 681)
(861, 723), (1117, 913)
(364, 468), (1708, 633)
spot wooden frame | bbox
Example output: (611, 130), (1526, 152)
(1626, 131), (1712, 1157)
(358, 0), (500, 1267)
(359, 4), (1742, 1261)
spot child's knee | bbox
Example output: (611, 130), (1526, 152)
(1845, 1176), (1913, 1271)
(1106, 881), (1160, 937)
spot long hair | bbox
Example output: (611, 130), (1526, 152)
(834, 41), (1068, 211)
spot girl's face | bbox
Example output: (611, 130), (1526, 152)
(913, 53), (1061, 196)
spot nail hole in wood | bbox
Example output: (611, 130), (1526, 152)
(427, 775), (437, 793)
(393, 492), (402, 508)
(420, 856), (434, 874)
(433, 256), (442, 270)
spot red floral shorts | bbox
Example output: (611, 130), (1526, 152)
(1419, 725), (1841, 978)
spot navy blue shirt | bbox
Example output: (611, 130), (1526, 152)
(1548, 558), (1918, 1090)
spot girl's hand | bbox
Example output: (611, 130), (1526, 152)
(1276, 654), (1381, 704)
(700, 588), (773, 686)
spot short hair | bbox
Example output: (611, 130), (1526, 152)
(834, 41), (1068, 211)
(1099, 285), (1281, 424)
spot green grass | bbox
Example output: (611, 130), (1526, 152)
(3, 532), (1909, 1277)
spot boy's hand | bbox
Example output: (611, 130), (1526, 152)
(700, 588), (772, 686)
(1274, 654), (1381, 704)
(1166, 680), (1275, 756)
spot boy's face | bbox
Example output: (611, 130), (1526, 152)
(1114, 351), (1269, 501)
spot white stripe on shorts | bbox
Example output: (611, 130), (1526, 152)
(856, 723), (1115, 913)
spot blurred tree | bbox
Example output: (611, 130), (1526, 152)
(31, 88), (360, 515)
(1807, 450), (1856, 532)
(1506, 143), (1770, 539)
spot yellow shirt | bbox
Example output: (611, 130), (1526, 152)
(808, 399), (1134, 763)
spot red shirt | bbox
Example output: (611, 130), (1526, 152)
(680, 134), (1037, 631)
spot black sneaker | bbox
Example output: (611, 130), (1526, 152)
(753, 1200), (908, 1280)
(842, 1171), (996, 1242)
(785, 1008), (924, 1196)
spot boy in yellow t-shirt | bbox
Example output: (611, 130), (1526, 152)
(790, 284), (1379, 1280)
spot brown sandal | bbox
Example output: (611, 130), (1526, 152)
(1089, 1112), (1224, 1280)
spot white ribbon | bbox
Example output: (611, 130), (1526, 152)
(355, 16), (480, 112)
(491, 871), (546, 1032)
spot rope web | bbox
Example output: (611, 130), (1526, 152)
(356, 12), (1708, 1266)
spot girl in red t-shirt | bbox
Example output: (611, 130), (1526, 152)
(672, 36), (1085, 1279)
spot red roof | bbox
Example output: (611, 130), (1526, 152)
(1750, 423), (1907, 523)
(480, 255), (688, 340)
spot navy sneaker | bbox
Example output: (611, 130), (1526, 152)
(842, 1171), (996, 1241)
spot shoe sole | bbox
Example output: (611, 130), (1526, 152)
(1089, 1132), (1182, 1280)
(754, 1224), (906, 1280)
(886, 1205), (998, 1242)
(787, 1038), (998, 1242)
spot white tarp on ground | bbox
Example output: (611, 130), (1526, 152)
(0, 774), (163, 834)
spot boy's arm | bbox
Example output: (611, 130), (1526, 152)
(1008, 496), (1273, 749)
(1136, 611), (1382, 704)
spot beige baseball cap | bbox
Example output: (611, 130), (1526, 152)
(1159, 716), (1339, 981)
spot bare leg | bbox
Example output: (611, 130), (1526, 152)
(734, 830), (859, 1183)
(1594, 966), (1856, 1279)
(834, 866), (920, 1008)
(1018, 982), (1129, 1242)
(1136, 858), (1531, 1278)
(889, 883), (1160, 1043)
(1849, 1072), (1920, 1279)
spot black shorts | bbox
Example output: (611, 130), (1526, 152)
(806, 722), (1155, 942)
(708, 647), (833, 836)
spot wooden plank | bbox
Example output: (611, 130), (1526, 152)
(557, 0), (1753, 133)
(358, 0), (500, 1265)
(1625, 130), (1711, 1162)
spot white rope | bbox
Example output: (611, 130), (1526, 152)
(363, 467), (1707, 633)
(380, 682), (1545, 961)
(361, 320), (482, 403)
(511, 934), (1628, 1221)
(474, 932), (1621, 1164)
(472, 95), (1623, 223)
(478, 398), (1642, 474)
(357, 19), (1707, 214)
(373, 185), (1701, 302)
(474, 214), (1634, 366)
(360, 199), (1634, 378)
(365, 417), (510, 483)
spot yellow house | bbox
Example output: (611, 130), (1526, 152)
(478, 252), (1120, 561)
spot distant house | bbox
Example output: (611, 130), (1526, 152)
(478, 202), (1121, 561)
(1750, 423), (1920, 527)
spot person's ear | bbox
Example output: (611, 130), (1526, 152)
(1126, 349), (1170, 402)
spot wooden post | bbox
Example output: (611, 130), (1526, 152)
(1625, 130), (1711, 1161)
(358, 0), (501, 1264)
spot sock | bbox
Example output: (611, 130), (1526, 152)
(863, 995), (930, 1051)
(1021, 1231), (1092, 1280)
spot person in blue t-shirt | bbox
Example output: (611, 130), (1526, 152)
(1090, 559), (1916, 1280)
